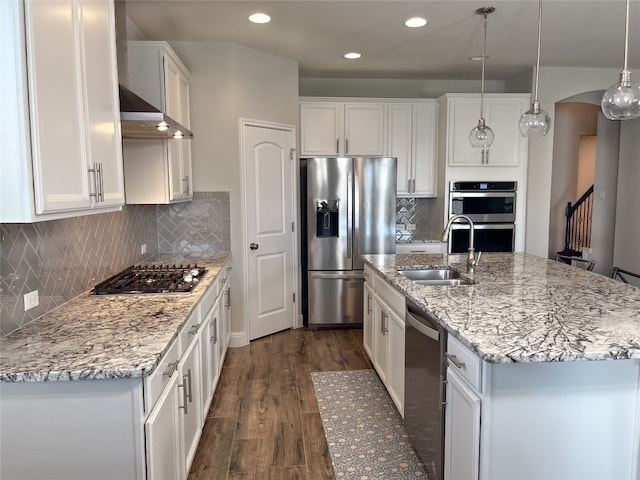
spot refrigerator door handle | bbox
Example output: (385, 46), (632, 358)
(346, 169), (353, 260)
(309, 271), (364, 280)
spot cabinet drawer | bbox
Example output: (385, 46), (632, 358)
(179, 308), (202, 351)
(446, 335), (482, 392)
(199, 274), (220, 316)
(375, 276), (405, 319)
(363, 264), (375, 289)
(144, 337), (181, 413)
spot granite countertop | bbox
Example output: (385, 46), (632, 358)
(362, 252), (640, 364)
(0, 252), (231, 383)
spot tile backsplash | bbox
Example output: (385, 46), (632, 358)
(0, 192), (231, 336)
(157, 192), (230, 254)
(396, 197), (434, 241)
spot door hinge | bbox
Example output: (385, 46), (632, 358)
(293, 293), (296, 302)
(290, 148), (295, 160)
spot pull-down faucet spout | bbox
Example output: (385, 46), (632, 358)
(441, 214), (481, 273)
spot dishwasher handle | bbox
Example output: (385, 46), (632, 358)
(405, 310), (440, 341)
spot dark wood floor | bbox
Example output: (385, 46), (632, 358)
(188, 328), (373, 480)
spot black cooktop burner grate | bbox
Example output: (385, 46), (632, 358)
(91, 264), (206, 295)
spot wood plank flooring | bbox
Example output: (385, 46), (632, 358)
(188, 328), (373, 480)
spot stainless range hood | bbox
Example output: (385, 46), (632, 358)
(119, 84), (193, 139)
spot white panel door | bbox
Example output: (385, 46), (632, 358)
(387, 103), (413, 195)
(243, 122), (296, 340)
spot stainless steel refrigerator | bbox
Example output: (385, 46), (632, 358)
(300, 157), (396, 328)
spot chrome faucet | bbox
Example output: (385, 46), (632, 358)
(441, 214), (482, 273)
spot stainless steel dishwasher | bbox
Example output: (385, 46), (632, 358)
(404, 298), (447, 480)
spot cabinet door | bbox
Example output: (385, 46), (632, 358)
(412, 104), (437, 196)
(80, 0), (124, 208)
(344, 103), (385, 156)
(145, 372), (184, 480)
(387, 104), (413, 195)
(25, 0), (91, 214)
(168, 139), (187, 201)
(363, 282), (374, 358)
(164, 55), (182, 122)
(180, 338), (203, 474)
(387, 307), (405, 417)
(444, 369), (481, 480)
(199, 315), (214, 417)
(447, 97), (483, 167)
(372, 298), (389, 384)
(300, 102), (342, 156)
(483, 99), (526, 167)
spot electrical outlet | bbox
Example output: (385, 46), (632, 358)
(24, 290), (39, 311)
(141, 244), (147, 255)
(406, 223), (417, 231)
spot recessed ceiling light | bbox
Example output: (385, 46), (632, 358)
(405, 17), (427, 28)
(248, 12), (271, 24)
(344, 52), (362, 60)
(469, 55), (489, 61)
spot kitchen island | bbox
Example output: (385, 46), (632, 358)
(0, 252), (232, 480)
(362, 252), (640, 480)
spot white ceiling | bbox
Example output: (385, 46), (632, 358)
(125, 0), (640, 80)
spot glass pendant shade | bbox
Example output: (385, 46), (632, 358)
(519, 101), (551, 136)
(601, 71), (640, 120)
(469, 119), (494, 148)
(601, 0), (640, 121)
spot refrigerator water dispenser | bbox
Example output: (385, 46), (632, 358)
(315, 199), (339, 237)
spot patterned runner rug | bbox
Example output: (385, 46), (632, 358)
(311, 369), (427, 479)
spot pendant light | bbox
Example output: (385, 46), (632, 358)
(601, 0), (640, 120)
(519, 0), (551, 136)
(469, 7), (495, 149)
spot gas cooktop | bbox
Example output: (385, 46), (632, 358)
(91, 264), (206, 295)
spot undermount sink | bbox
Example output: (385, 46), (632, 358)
(398, 268), (474, 286)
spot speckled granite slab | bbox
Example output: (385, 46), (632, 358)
(0, 252), (231, 383)
(362, 252), (640, 364)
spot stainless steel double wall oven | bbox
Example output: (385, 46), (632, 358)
(447, 181), (517, 253)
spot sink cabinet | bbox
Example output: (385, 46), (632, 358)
(124, 41), (193, 204)
(363, 264), (405, 416)
(1, 0), (124, 222)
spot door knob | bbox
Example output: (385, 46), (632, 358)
(249, 243), (259, 250)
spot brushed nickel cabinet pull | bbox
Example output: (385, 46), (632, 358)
(445, 352), (466, 369)
(162, 360), (179, 378)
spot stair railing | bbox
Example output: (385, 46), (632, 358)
(562, 185), (594, 256)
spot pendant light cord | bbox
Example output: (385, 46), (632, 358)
(480, 12), (488, 120)
(533, 0), (542, 103)
(623, 0), (630, 73)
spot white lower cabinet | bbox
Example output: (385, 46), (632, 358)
(180, 338), (203, 473)
(444, 369), (481, 480)
(372, 299), (390, 384)
(145, 372), (183, 480)
(363, 280), (374, 358)
(386, 308), (405, 417)
(363, 267), (406, 416)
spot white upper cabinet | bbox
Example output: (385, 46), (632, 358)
(1, 0), (124, 222)
(439, 94), (529, 167)
(124, 41), (193, 204)
(387, 102), (438, 197)
(300, 99), (385, 156)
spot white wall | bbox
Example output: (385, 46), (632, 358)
(524, 66), (620, 256)
(613, 118), (640, 286)
(170, 41), (299, 345)
(299, 77), (506, 98)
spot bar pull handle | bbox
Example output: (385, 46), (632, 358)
(407, 178), (411, 193)
(186, 368), (193, 403)
(178, 378), (188, 414)
(225, 288), (231, 309)
(445, 352), (466, 369)
(367, 294), (372, 314)
(336, 139), (339, 154)
(345, 138), (349, 154)
(211, 317), (218, 344)
(188, 324), (200, 336)
(162, 360), (179, 378)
